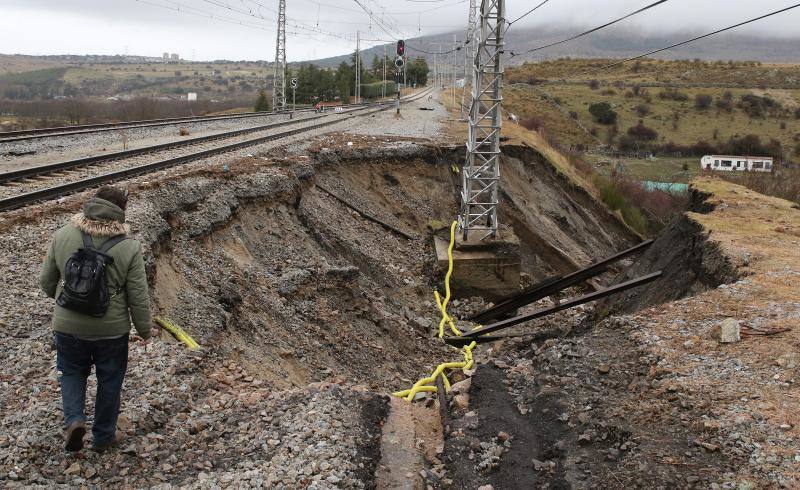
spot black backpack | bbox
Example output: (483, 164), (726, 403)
(57, 231), (128, 318)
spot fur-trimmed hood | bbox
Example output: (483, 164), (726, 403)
(70, 197), (130, 237)
(70, 214), (130, 237)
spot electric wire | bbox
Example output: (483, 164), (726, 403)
(554, 3), (800, 81)
(508, 0), (671, 59)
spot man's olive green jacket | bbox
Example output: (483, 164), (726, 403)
(39, 197), (152, 338)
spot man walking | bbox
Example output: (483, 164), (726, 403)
(39, 186), (152, 452)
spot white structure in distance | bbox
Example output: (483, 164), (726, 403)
(701, 155), (773, 172)
(187, 92), (197, 102)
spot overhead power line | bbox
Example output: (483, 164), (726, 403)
(509, 0), (671, 59)
(557, 2), (800, 80)
(506, 0), (551, 27)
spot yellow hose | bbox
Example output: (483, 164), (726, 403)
(393, 221), (478, 401)
(154, 317), (201, 350)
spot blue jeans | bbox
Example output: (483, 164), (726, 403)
(54, 332), (129, 445)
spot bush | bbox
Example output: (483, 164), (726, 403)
(794, 107), (800, 119)
(658, 89), (689, 101)
(627, 120), (658, 141)
(634, 104), (650, 116)
(589, 79), (600, 90)
(569, 110), (578, 119)
(715, 98), (733, 112)
(600, 89), (616, 96)
(588, 102), (617, 125)
(739, 94), (780, 118)
(694, 94), (713, 110)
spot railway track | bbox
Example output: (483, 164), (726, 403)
(0, 88), (433, 212)
(0, 106), (318, 143)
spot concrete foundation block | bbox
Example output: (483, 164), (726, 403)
(434, 228), (521, 302)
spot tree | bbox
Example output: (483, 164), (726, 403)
(254, 89), (270, 112)
(406, 57), (429, 86)
(588, 102), (617, 125)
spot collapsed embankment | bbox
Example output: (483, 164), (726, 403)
(0, 135), (649, 488)
(439, 176), (800, 489)
(600, 185), (740, 315)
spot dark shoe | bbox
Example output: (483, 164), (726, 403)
(92, 431), (123, 452)
(64, 421), (86, 452)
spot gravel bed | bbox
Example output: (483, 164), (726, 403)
(346, 88), (448, 140)
(0, 112), (305, 166)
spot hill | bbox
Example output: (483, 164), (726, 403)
(306, 27), (800, 68)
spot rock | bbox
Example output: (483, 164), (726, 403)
(117, 414), (133, 433)
(478, 486), (494, 490)
(497, 431), (511, 442)
(65, 462), (81, 476)
(695, 440), (720, 452)
(577, 432), (592, 445)
(453, 394), (470, 410)
(84, 466), (97, 478)
(450, 378), (471, 395)
(597, 364), (611, 375)
(714, 318), (741, 343)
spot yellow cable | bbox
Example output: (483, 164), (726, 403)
(154, 317), (201, 350)
(393, 221), (477, 401)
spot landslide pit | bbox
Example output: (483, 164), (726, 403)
(124, 141), (638, 487)
(145, 143), (639, 391)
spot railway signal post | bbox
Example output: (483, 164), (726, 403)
(290, 77), (298, 119)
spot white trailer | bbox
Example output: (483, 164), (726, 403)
(700, 155), (773, 173)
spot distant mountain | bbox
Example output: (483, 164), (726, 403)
(303, 26), (800, 68)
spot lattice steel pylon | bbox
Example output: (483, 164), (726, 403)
(460, 0), (479, 119)
(272, 0), (287, 112)
(460, 0), (506, 241)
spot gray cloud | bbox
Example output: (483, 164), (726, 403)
(0, 0), (798, 61)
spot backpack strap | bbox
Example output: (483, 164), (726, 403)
(80, 231), (95, 250)
(99, 235), (128, 254)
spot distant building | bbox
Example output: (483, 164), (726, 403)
(701, 155), (773, 173)
(163, 52), (169, 61)
(170, 53), (179, 61)
(187, 92), (198, 102)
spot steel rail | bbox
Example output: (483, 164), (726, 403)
(0, 114), (325, 184)
(0, 108), (322, 143)
(0, 88), (434, 212)
(469, 239), (655, 324)
(445, 271), (663, 345)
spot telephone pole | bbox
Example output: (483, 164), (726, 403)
(272, 0), (287, 112)
(461, 0), (506, 240)
(355, 31), (361, 104)
(381, 44), (386, 99)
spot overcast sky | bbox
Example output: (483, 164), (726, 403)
(1, 0), (798, 61)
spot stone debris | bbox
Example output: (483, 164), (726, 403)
(715, 318), (741, 343)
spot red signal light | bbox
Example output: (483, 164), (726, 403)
(397, 40), (405, 57)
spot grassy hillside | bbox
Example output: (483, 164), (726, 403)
(503, 58), (800, 172)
